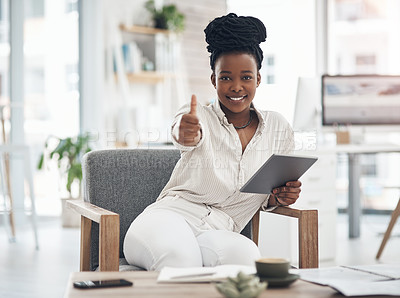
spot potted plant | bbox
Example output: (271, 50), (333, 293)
(37, 133), (92, 227)
(145, 0), (185, 32)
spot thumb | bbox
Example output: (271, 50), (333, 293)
(189, 94), (197, 115)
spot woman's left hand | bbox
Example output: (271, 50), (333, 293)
(271, 180), (302, 206)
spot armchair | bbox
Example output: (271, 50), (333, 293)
(67, 149), (318, 272)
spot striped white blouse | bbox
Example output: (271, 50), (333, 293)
(157, 99), (294, 233)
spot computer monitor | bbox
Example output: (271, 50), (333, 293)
(292, 77), (321, 131)
(292, 77), (322, 149)
(322, 74), (400, 126)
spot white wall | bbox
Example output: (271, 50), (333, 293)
(177, 1), (227, 104)
(228, 0), (319, 125)
(97, 0), (226, 146)
(83, 0), (320, 145)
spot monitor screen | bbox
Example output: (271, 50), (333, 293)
(322, 75), (400, 126)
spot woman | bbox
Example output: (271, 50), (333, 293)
(123, 13), (301, 271)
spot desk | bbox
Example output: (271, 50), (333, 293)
(332, 143), (400, 238)
(64, 271), (345, 298)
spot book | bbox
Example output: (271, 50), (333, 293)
(157, 265), (256, 283)
(120, 42), (143, 73)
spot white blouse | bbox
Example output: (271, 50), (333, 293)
(157, 99), (294, 233)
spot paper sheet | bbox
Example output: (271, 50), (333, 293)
(157, 265), (256, 283)
(295, 263), (400, 296)
(347, 264), (400, 279)
(330, 280), (400, 297)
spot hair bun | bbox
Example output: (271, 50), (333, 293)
(204, 13), (267, 53)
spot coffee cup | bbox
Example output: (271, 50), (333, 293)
(255, 258), (290, 278)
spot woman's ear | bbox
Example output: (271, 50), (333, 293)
(211, 73), (216, 89)
(257, 72), (261, 87)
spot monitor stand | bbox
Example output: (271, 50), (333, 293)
(349, 127), (366, 144)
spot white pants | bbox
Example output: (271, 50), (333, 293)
(123, 196), (261, 271)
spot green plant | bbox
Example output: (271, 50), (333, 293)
(145, 0), (185, 32)
(37, 134), (92, 198)
(215, 271), (267, 298)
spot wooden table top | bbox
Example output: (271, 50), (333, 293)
(64, 271), (347, 298)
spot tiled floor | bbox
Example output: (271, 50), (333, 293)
(0, 213), (399, 298)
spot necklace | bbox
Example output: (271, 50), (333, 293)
(234, 112), (253, 129)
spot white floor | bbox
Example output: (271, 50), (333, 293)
(332, 213), (400, 267)
(0, 217), (80, 298)
(0, 213), (399, 298)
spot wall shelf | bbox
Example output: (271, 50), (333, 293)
(114, 22), (182, 145)
(114, 71), (167, 84)
(117, 24), (174, 84)
(119, 24), (170, 35)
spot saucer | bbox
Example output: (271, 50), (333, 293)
(257, 273), (300, 288)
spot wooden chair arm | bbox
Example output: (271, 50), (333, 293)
(67, 200), (120, 272)
(253, 206), (319, 269)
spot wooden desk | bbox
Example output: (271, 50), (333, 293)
(334, 143), (400, 238)
(64, 271), (344, 298)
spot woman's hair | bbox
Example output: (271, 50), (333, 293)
(204, 13), (267, 70)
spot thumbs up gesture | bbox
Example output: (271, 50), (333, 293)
(178, 95), (201, 146)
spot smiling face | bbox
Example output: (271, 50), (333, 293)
(211, 52), (261, 117)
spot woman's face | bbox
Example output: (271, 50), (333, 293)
(211, 52), (261, 115)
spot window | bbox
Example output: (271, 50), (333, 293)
(262, 54), (275, 84)
(355, 54), (376, 73)
(23, 0), (80, 215)
(334, 0), (386, 21)
(25, 0), (45, 18)
(327, 0), (400, 212)
(266, 56), (274, 66)
(65, 0), (78, 13)
(327, 0), (400, 75)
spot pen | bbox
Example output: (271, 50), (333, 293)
(170, 272), (216, 279)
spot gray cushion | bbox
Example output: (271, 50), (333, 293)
(82, 148), (253, 271)
(95, 258), (144, 272)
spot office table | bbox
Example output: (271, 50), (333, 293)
(64, 271), (342, 298)
(332, 143), (400, 238)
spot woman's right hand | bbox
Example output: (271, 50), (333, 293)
(177, 95), (201, 146)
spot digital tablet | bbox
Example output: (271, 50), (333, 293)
(240, 154), (318, 194)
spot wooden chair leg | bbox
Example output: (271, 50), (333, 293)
(257, 207), (319, 268)
(251, 210), (260, 246)
(269, 207), (319, 268)
(298, 210), (319, 268)
(1, 114), (15, 238)
(80, 216), (92, 271)
(4, 155), (16, 238)
(376, 198), (400, 259)
(99, 214), (120, 271)
(68, 200), (120, 272)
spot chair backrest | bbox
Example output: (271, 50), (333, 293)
(82, 148), (253, 271)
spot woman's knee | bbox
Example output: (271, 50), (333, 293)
(151, 241), (202, 270)
(123, 210), (202, 271)
(197, 230), (261, 267)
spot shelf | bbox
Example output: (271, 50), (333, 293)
(119, 24), (170, 35)
(115, 71), (168, 84)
